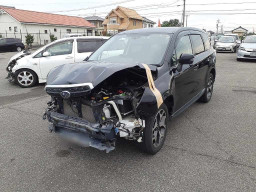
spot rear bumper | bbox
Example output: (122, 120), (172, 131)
(45, 111), (116, 153)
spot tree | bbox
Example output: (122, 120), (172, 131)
(0, 34), (2, 38)
(25, 34), (34, 48)
(50, 34), (57, 42)
(161, 19), (181, 27)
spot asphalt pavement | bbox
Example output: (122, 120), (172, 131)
(0, 51), (256, 192)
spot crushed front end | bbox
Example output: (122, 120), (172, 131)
(43, 66), (150, 153)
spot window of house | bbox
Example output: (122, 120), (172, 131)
(109, 18), (117, 24)
(9, 27), (12, 31)
(133, 21), (136, 26)
(190, 35), (205, 55)
(44, 30), (48, 34)
(14, 26), (18, 32)
(66, 29), (71, 33)
(54, 28), (57, 32)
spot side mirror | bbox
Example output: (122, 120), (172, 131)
(179, 54), (194, 65)
(43, 51), (50, 57)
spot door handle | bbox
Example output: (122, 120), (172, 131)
(65, 56), (73, 59)
(33, 63), (38, 65)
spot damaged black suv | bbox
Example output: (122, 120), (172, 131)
(44, 27), (216, 154)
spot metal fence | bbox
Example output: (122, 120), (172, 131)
(0, 30), (94, 46)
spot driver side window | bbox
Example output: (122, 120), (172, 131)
(172, 35), (192, 66)
(46, 40), (73, 56)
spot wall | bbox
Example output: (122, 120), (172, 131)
(0, 13), (95, 45)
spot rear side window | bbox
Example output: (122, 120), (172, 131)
(77, 39), (103, 53)
(201, 33), (210, 50)
(190, 35), (205, 55)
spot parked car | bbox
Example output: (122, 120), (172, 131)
(237, 35), (256, 61)
(64, 34), (83, 38)
(43, 27), (216, 154)
(6, 36), (109, 88)
(215, 36), (237, 52)
(0, 38), (25, 52)
(224, 33), (241, 45)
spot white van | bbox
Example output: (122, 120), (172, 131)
(6, 36), (109, 87)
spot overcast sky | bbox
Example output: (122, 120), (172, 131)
(1, 0), (256, 32)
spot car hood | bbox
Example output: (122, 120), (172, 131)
(46, 61), (157, 88)
(240, 43), (256, 49)
(216, 42), (235, 47)
(9, 50), (31, 63)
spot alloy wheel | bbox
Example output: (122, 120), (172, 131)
(17, 71), (34, 87)
(207, 74), (214, 100)
(17, 47), (22, 52)
(152, 109), (167, 148)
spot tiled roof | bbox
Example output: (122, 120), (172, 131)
(0, 6), (95, 28)
(117, 6), (143, 20)
(84, 16), (104, 22)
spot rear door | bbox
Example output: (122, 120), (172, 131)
(75, 38), (105, 62)
(189, 32), (209, 93)
(173, 32), (198, 112)
(38, 40), (74, 79)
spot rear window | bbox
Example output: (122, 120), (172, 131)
(190, 35), (205, 55)
(77, 39), (104, 53)
(201, 33), (210, 50)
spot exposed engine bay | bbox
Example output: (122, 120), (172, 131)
(44, 65), (157, 153)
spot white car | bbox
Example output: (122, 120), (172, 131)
(237, 35), (256, 61)
(215, 36), (237, 53)
(6, 36), (109, 87)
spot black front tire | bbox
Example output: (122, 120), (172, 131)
(141, 104), (169, 155)
(200, 73), (214, 103)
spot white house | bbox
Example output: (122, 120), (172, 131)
(0, 6), (95, 45)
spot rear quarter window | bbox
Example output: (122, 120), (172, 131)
(190, 35), (205, 55)
(77, 39), (103, 53)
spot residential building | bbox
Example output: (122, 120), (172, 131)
(0, 6), (95, 45)
(231, 26), (248, 37)
(102, 6), (143, 35)
(142, 17), (155, 28)
(84, 16), (104, 36)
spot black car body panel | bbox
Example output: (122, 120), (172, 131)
(44, 27), (216, 153)
(0, 38), (25, 52)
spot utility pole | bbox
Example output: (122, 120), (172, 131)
(216, 19), (220, 34)
(182, 0), (186, 27)
(185, 15), (189, 27)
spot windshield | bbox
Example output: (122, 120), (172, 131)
(219, 36), (235, 43)
(89, 33), (172, 65)
(243, 36), (256, 43)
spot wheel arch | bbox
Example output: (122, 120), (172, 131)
(15, 68), (39, 83)
(210, 68), (216, 81)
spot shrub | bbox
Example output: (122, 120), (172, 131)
(25, 34), (34, 48)
(50, 34), (57, 42)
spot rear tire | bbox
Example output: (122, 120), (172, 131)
(141, 104), (168, 155)
(200, 73), (214, 103)
(15, 69), (37, 88)
(17, 47), (22, 52)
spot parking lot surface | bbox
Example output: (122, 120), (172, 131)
(1, 51), (256, 191)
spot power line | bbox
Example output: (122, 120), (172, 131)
(52, 0), (135, 13)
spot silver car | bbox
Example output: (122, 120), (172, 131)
(215, 36), (237, 53)
(237, 35), (256, 61)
